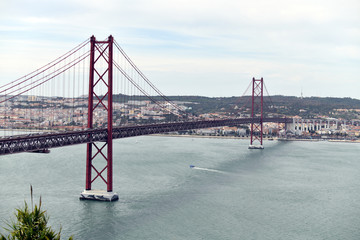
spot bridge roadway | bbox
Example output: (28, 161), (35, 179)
(0, 117), (291, 155)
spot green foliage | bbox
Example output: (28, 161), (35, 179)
(0, 187), (73, 240)
(113, 94), (360, 118)
(174, 95), (360, 118)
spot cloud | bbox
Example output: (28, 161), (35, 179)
(0, 0), (359, 98)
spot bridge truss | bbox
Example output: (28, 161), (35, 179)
(0, 117), (291, 155)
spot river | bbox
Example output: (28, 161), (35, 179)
(0, 136), (359, 239)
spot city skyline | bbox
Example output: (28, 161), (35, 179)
(0, 0), (359, 99)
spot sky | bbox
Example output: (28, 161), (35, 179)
(0, 0), (359, 99)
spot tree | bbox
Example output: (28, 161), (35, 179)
(0, 186), (73, 240)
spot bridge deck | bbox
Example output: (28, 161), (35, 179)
(0, 117), (291, 155)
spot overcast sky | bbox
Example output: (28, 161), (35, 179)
(0, 0), (359, 98)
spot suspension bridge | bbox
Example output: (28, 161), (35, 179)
(0, 35), (291, 201)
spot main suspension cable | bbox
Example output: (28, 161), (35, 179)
(0, 38), (90, 94)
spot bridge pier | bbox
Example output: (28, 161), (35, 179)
(285, 118), (296, 134)
(80, 190), (119, 202)
(80, 35), (118, 201)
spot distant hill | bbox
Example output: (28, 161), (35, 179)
(113, 94), (360, 119)
(259, 96), (360, 119)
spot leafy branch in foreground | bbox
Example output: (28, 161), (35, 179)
(0, 186), (73, 240)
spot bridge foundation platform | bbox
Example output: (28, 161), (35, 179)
(248, 145), (264, 149)
(80, 190), (119, 202)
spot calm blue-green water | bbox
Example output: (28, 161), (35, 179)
(1, 136), (360, 239)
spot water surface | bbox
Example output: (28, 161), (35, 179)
(0, 136), (359, 239)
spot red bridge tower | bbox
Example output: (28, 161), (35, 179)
(80, 35), (118, 201)
(249, 77), (264, 149)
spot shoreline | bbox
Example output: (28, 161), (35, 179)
(151, 134), (360, 143)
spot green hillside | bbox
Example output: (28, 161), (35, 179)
(114, 94), (360, 119)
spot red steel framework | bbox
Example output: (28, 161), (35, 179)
(249, 77), (264, 148)
(86, 35), (114, 192)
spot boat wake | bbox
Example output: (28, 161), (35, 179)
(190, 165), (225, 174)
